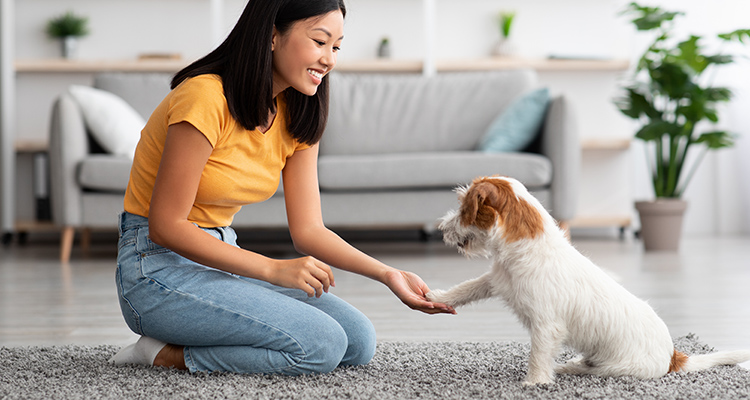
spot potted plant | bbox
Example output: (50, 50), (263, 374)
(377, 37), (391, 59)
(616, 2), (749, 251)
(46, 11), (90, 59)
(492, 11), (517, 57)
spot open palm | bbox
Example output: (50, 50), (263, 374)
(384, 269), (455, 315)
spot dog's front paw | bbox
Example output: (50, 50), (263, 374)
(522, 378), (553, 387)
(425, 289), (449, 304)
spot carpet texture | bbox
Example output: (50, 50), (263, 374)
(2, 334), (748, 399)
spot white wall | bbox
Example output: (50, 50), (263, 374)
(14, 0), (634, 62)
(341, 0), (632, 61)
(11, 0), (750, 234)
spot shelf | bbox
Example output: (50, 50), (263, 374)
(15, 139), (49, 153)
(336, 59), (424, 73)
(15, 220), (57, 233)
(15, 58), (189, 73)
(15, 57), (629, 74)
(569, 215), (632, 229)
(581, 138), (632, 151)
(437, 57), (630, 72)
(339, 57), (630, 73)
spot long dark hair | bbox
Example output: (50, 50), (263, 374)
(171, 0), (346, 145)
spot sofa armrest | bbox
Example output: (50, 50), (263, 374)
(540, 95), (580, 222)
(48, 93), (90, 226)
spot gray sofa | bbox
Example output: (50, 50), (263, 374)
(49, 69), (579, 262)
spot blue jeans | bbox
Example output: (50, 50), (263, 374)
(115, 212), (376, 375)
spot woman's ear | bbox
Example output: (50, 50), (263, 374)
(271, 26), (278, 51)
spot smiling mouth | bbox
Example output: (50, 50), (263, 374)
(307, 69), (324, 80)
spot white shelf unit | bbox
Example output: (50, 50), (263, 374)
(1, 0), (15, 238)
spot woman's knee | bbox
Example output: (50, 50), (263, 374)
(342, 317), (376, 366)
(290, 322), (349, 375)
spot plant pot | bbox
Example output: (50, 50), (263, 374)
(61, 36), (78, 59)
(635, 199), (688, 252)
(377, 40), (391, 58)
(492, 38), (517, 57)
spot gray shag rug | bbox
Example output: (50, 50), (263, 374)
(2, 334), (748, 399)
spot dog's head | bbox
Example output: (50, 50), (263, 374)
(439, 176), (546, 256)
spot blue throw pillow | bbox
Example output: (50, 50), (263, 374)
(478, 88), (550, 152)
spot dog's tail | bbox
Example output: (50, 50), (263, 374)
(670, 349), (750, 373)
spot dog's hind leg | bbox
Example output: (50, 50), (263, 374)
(554, 356), (594, 375)
(426, 272), (495, 307)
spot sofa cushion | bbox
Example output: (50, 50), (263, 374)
(94, 72), (172, 119)
(77, 155), (132, 192)
(478, 88), (550, 152)
(318, 151), (552, 191)
(321, 70), (537, 156)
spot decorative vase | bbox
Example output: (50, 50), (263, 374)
(635, 199), (688, 252)
(377, 39), (391, 58)
(492, 38), (517, 57)
(61, 36), (78, 59)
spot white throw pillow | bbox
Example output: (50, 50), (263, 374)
(67, 85), (145, 159)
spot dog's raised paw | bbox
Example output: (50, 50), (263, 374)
(426, 289), (447, 303)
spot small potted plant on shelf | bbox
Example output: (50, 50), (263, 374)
(46, 11), (90, 59)
(616, 2), (749, 251)
(377, 37), (391, 58)
(492, 11), (517, 57)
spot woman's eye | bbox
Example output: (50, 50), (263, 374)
(314, 40), (325, 46)
(333, 46), (341, 52)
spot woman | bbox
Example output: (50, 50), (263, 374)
(110, 0), (454, 376)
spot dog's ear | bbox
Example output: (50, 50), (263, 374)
(460, 181), (501, 230)
(492, 179), (545, 242)
(461, 177), (545, 241)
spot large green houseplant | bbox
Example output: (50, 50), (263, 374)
(616, 2), (749, 250)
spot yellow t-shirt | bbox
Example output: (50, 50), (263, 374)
(124, 74), (310, 227)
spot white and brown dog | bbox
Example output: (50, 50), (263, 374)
(427, 175), (750, 385)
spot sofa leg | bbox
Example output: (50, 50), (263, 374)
(81, 228), (92, 258)
(60, 227), (75, 264)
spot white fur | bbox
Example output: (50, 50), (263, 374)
(427, 176), (750, 385)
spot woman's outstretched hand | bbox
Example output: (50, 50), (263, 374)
(383, 269), (456, 314)
(268, 256), (335, 298)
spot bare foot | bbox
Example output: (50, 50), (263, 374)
(153, 344), (187, 370)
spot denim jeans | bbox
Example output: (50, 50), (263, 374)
(115, 212), (376, 375)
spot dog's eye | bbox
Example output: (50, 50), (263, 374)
(458, 235), (472, 248)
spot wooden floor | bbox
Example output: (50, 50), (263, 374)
(1, 232), (749, 368)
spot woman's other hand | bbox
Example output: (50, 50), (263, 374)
(383, 269), (456, 315)
(267, 256), (335, 298)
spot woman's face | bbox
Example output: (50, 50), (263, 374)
(271, 10), (344, 97)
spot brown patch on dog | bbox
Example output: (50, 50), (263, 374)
(459, 176), (544, 242)
(669, 349), (689, 373)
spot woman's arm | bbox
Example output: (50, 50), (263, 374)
(282, 144), (455, 314)
(147, 121), (333, 297)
